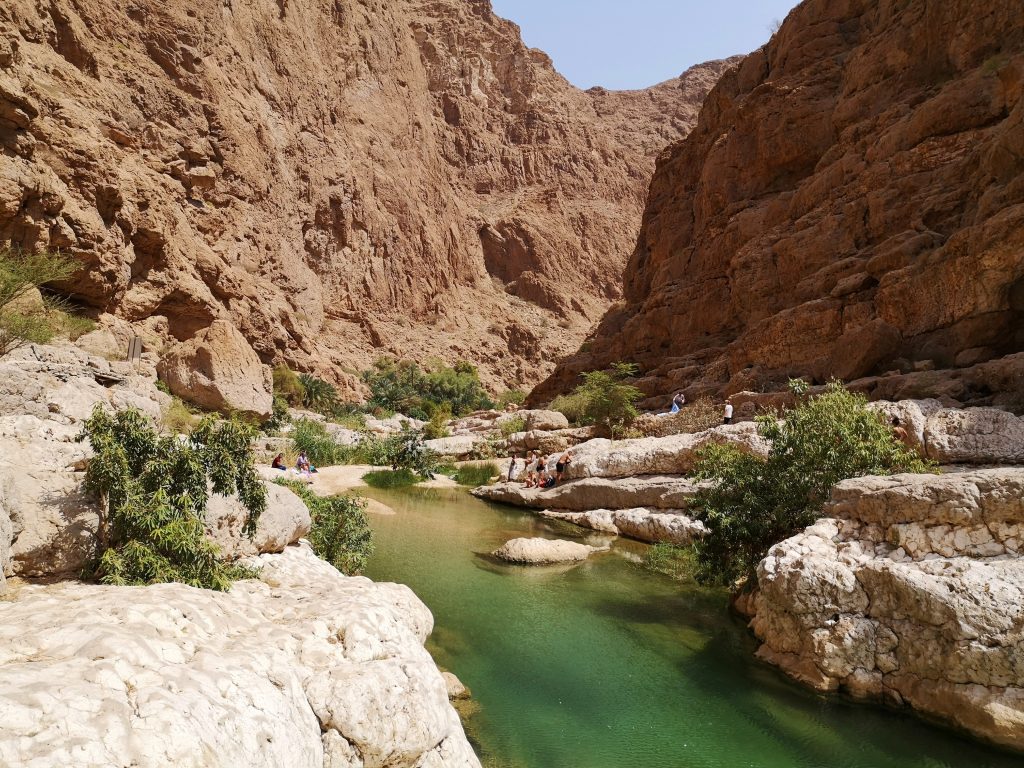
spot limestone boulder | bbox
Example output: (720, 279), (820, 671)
(540, 508), (705, 545)
(424, 435), (484, 460)
(924, 408), (1024, 465)
(521, 409), (570, 432)
(505, 427), (594, 454)
(204, 483), (311, 560)
(491, 537), (606, 564)
(749, 468), (1024, 751)
(157, 320), (273, 419)
(562, 422), (768, 480)
(0, 545), (480, 767)
(472, 476), (701, 512)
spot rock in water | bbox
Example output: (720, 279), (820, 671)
(0, 545), (481, 767)
(491, 537), (606, 564)
(157, 320), (273, 418)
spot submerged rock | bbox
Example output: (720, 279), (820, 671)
(491, 537), (607, 564)
(748, 469), (1024, 751)
(0, 544), (480, 767)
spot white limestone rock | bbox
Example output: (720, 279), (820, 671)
(540, 508), (705, 545)
(0, 545), (480, 768)
(491, 537), (606, 564)
(472, 475), (701, 511)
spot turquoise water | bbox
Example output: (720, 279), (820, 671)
(362, 486), (1021, 768)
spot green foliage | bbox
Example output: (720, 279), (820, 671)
(691, 382), (935, 587)
(262, 394), (291, 433)
(549, 391), (589, 425)
(499, 415), (526, 438)
(299, 373), (339, 415)
(556, 362), (642, 437)
(53, 309), (96, 341)
(362, 358), (494, 420)
(453, 462), (499, 487)
(330, 408), (366, 431)
(423, 405), (452, 439)
(385, 423), (438, 478)
(0, 247), (79, 355)
(363, 468), (420, 488)
(643, 543), (698, 581)
(290, 418), (341, 467)
(273, 365), (305, 406)
(277, 480), (373, 575)
(497, 389), (526, 408)
(78, 406), (266, 590)
(155, 379), (172, 395)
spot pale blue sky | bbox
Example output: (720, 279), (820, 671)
(490, 0), (802, 90)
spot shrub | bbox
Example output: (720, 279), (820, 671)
(0, 247), (79, 355)
(298, 373), (339, 414)
(690, 381), (935, 587)
(499, 415), (526, 438)
(635, 396), (720, 437)
(277, 480), (373, 575)
(363, 468), (420, 489)
(262, 394), (291, 433)
(423, 406), (452, 439)
(385, 424), (438, 478)
(496, 389), (526, 408)
(549, 391), (589, 425)
(643, 543), (698, 581)
(78, 406), (266, 590)
(272, 365), (305, 406)
(162, 397), (197, 435)
(555, 362), (642, 437)
(329, 408), (366, 431)
(290, 418), (341, 467)
(54, 309), (96, 341)
(453, 462), (500, 487)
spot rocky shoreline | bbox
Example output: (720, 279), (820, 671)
(473, 404), (1024, 750)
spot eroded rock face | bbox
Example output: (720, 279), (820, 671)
(491, 537), (605, 564)
(0, 544), (480, 767)
(472, 475), (701, 512)
(0, 0), (735, 393)
(537, 0), (1024, 409)
(157, 320), (273, 418)
(748, 469), (1024, 750)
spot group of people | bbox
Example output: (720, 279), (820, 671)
(508, 450), (573, 489)
(271, 451), (317, 481)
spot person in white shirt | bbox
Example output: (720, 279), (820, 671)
(723, 399), (734, 425)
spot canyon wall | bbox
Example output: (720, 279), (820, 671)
(535, 0), (1024, 410)
(0, 0), (733, 393)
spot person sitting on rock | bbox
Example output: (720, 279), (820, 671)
(671, 392), (686, 413)
(555, 450), (572, 483)
(891, 416), (912, 448)
(271, 453), (286, 470)
(523, 451), (537, 488)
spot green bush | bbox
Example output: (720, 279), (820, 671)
(385, 423), (439, 478)
(499, 415), (526, 438)
(363, 468), (420, 489)
(299, 373), (339, 414)
(273, 366), (305, 406)
(554, 362), (642, 436)
(0, 247), (79, 355)
(277, 480), (373, 575)
(453, 462), (500, 487)
(423, 406), (452, 439)
(290, 418), (341, 467)
(79, 406), (266, 590)
(643, 543), (698, 581)
(362, 358), (493, 419)
(262, 394), (291, 434)
(691, 381), (934, 587)
(496, 389), (526, 408)
(162, 397), (197, 435)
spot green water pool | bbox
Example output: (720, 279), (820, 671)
(361, 486), (1021, 768)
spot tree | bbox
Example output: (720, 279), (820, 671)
(298, 373), (339, 414)
(384, 423), (438, 479)
(554, 361), (642, 437)
(690, 381), (933, 586)
(79, 406), (267, 590)
(0, 246), (79, 355)
(362, 357), (493, 419)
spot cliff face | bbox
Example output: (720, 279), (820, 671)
(536, 0), (1024, 408)
(0, 0), (732, 392)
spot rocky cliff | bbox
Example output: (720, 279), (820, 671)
(535, 0), (1024, 409)
(0, 0), (734, 393)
